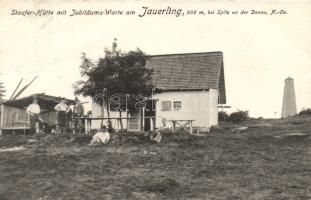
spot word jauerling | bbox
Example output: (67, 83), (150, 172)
(138, 6), (183, 17)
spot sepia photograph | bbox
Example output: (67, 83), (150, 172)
(0, 0), (310, 199)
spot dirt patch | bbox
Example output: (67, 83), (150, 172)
(0, 146), (26, 152)
(141, 177), (182, 197)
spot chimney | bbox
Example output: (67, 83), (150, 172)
(281, 77), (297, 118)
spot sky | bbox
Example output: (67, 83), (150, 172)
(0, 0), (310, 118)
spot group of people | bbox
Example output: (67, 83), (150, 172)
(88, 118), (168, 146)
(26, 96), (168, 146)
(26, 96), (85, 134)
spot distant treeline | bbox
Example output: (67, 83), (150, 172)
(218, 110), (249, 123)
(219, 108), (311, 123)
(298, 108), (311, 116)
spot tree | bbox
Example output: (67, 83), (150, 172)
(228, 110), (249, 123)
(0, 80), (6, 102)
(73, 49), (154, 131)
(298, 108), (311, 116)
(218, 111), (229, 122)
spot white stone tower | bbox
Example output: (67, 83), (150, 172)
(281, 77), (297, 118)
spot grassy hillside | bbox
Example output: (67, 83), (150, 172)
(0, 116), (310, 199)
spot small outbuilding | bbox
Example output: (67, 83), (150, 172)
(0, 93), (75, 135)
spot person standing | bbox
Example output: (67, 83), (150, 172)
(73, 97), (84, 133)
(54, 99), (71, 133)
(26, 96), (43, 134)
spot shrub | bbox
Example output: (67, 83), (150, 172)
(298, 108), (311, 116)
(228, 110), (249, 123)
(209, 125), (222, 133)
(218, 111), (229, 122)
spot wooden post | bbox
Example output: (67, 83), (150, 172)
(142, 107), (145, 131)
(35, 122), (39, 134)
(73, 122), (76, 134)
(189, 120), (193, 134)
(119, 111), (123, 132)
(126, 110), (129, 133)
(85, 118), (88, 134)
(172, 121), (176, 133)
(150, 117), (154, 131)
(0, 105), (4, 136)
(56, 124), (59, 133)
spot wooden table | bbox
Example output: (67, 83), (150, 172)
(168, 119), (195, 134)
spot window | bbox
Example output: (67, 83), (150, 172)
(174, 101), (182, 111)
(161, 101), (171, 111)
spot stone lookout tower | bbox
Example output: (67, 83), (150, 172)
(281, 77), (297, 118)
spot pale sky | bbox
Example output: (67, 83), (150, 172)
(0, 0), (310, 118)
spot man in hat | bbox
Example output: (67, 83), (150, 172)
(54, 99), (71, 133)
(26, 96), (43, 134)
(73, 97), (84, 133)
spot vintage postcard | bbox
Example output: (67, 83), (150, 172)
(0, 0), (310, 199)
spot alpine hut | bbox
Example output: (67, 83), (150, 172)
(91, 51), (226, 133)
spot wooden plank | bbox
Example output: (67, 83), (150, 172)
(74, 116), (157, 120)
(169, 120), (196, 134)
(154, 101), (157, 132)
(150, 118), (154, 131)
(9, 78), (23, 100)
(85, 118), (88, 134)
(175, 121), (190, 134)
(1, 105), (29, 128)
(189, 121), (193, 134)
(218, 105), (231, 108)
(142, 108), (145, 131)
(1, 127), (30, 130)
(12, 76), (38, 100)
(168, 119), (195, 122)
(0, 105), (4, 135)
(8, 106), (12, 127)
(2, 106), (7, 128)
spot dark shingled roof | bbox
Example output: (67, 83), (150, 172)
(147, 52), (226, 104)
(1, 93), (76, 111)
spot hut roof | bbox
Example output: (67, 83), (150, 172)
(1, 93), (76, 111)
(147, 51), (226, 104)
